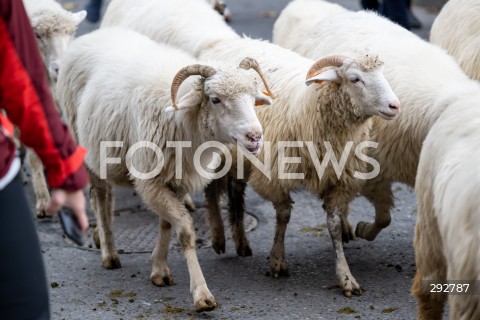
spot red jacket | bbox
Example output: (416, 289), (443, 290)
(0, 0), (88, 191)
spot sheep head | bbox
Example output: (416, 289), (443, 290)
(30, 10), (86, 82)
(305, 54), (400, 120)
(169, 58), (274, 155)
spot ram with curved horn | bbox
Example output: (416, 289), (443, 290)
(202, 46), (399, 297)
(56, 27), (274, 311)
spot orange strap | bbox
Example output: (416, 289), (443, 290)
(0, 113), (14, 137)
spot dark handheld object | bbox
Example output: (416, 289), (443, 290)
(58, 208), (85, 246)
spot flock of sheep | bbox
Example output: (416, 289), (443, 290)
(23, 0), (480, 318)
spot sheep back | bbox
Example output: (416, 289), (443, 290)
(56, 27), (212, 191)
(430, 0), (480, 81)
(101, 0), (239, 57)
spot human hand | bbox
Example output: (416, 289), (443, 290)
(46, 189), (89, 232)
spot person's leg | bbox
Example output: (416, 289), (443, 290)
(406, 0), (422, 29)
(382, 0), (410, 30)
(0, 174), (50, 320)
(85, 0), (103, 23)
(361, 0), (380, 11)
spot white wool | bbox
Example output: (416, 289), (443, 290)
(430, 0), (480, 81)
(56, 27), (267, 311)
(273, 0), (480, 237)
(99, 0), (401, 296)
(414, 100), (480, 319)
(273, 0), (480, 316)
(101, 0), (238, 57)
(23, 0), (86, 86)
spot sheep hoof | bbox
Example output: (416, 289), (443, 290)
(151, 273), (174, 287)
(341, 275), (363, 297)
(236, 243), (252, 257)
(102, 255), (122, 269)
(195, 298), (217, 312)
(342, 287), (364, 297)
(35, 198), (50, 218)
(212, 238), (225, 255)
(355, 221), (375, 241)
(36, 208), (47, 219)
(271, 261), (289, 278)
(93, 228), (101, 249)
(194, 292), (217, 312)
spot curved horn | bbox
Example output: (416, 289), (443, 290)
(239, 57), (276, 99)
(170, 64), (217, 109)
(306, 55), (347, 80)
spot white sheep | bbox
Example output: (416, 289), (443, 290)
(202, 44), (400, 298)
(430, 0), (480, 81)
(273, 0), (480, 241)
(273, 0), (345, 53)
(56, 26), (273, 311)
(24, 0), (86, 86)
(412, 99), (480, 320)
(23, 0), (86, 217)
(101, 0), (239, 57)
(100, 0), (401, 297)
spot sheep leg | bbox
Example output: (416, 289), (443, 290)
(270, 196), (293, 278)
(411, 209), (447, 319)
(340, 204), (355, 243)
(227, 176), (252, 256)
(138, 182), (217, 312)
(27, 150), (50, 218)
(356, 179), (393, 241)
(205, 177), (227, 254)
(150, 219), (175, 286)
(89, 171), (120, 269)
(324, 196), (362, 297)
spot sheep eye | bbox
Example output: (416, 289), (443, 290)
(211, 97), (221, 104)
(350, 77), (360, 83)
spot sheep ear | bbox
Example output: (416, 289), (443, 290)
(72, 10), (87, 25)
(305, 69), (339, 86)
(255, 91), (272, 106)
(175, 89), (203, 110)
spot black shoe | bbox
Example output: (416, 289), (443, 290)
(408, 10), (422, 29)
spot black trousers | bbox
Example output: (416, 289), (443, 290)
(0, 174), (50, 320)
(360, 0), (410, 30)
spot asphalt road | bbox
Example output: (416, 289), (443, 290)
(26, 0), (444, 319)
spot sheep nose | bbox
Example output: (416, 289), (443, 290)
(389, 101), (400, 111)
(246, 131), (262, 143)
